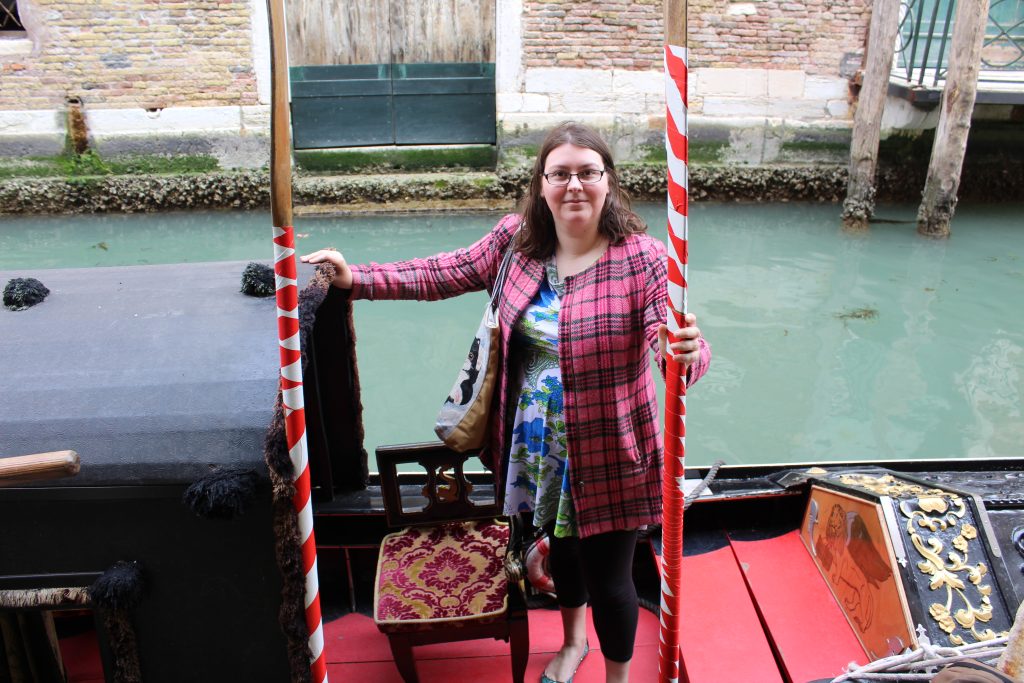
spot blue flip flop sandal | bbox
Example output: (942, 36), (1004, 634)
(540, 642), (590, 683)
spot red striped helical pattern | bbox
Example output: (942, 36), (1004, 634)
(273, 225), (329, 683)
(659, 43), (689, 683)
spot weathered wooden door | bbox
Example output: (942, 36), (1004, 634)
(287, 0), (496, 149)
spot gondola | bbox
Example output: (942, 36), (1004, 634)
(1, 257), (1022, 682)
(2, 0), (1022, 679)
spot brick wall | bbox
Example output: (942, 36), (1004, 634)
(521, 0), (870, 75)
(691, 0), (870, 75)
(0, 0), (258, 111)
(522, 0), (664, 70)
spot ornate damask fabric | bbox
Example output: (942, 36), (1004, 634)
(374, 520), (510, 633)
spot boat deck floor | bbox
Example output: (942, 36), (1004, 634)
(323, 607), (662, 681)
(58, 527), (867, 682)
(329, 528), (867, 682)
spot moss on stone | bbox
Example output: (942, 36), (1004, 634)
(638, 144), (667, 163)
(2, 158), (1022, 215)
(879, 131), (933, 165)
(0, 159), (65, 179)
(780, 140), (849, 153)
(687, 141), (729, 165)
(498, 144), (539, 169)
(0, 153), (219, 179)
(294, 146), (496, 173)
(105, 155), (220, 175)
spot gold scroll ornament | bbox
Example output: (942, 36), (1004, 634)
(838, 473), (1009, 647)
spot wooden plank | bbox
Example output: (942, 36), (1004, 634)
(287, 0), (389, 66)
(728, 530), (868, 682)
(287, 0), (494, 67)
(391, 0), (494, 63)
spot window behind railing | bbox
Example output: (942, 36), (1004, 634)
(895, 0), (1024, 86)
(1, 0), (24, 32)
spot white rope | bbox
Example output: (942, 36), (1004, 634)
(831, 635), (1009, 682)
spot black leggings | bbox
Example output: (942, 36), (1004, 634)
(544, 523), (639, 663)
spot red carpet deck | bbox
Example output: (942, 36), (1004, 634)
(678, 543), (782, 682)
(728, 529), (869, 682)
(59, 530), (871, 682)
(324, 607), (661, 682)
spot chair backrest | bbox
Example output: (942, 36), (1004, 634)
(376, 442), (502, 529)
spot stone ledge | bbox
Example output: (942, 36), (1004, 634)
(1, 162), (1020, 215)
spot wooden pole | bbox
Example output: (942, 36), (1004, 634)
(267, 0), (292, 230)
(0, 451), (79, 485)
(266, 2), (329, 682)
(661, 0), (687, 681)
(917, 0), (990, 238)
(841, 0), (902, 231)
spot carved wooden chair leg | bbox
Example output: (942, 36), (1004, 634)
(387, 634), (418, 683)
(509, 613), (530, 683)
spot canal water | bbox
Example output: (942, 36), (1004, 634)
(1, 202), (1021, 467)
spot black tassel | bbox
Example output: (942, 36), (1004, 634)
(3, 277), (50, 311)
(240, 262), (276, 297)
(89, 561), (145, 611)
(182, 466), (260, 519)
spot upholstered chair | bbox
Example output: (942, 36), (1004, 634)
(373, 443), (529, 683)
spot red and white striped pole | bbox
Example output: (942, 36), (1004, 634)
(659, 0), (689, 680)
(267, 1), (328, 681)
(273, 227), (328, 683)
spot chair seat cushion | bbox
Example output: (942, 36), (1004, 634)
(374, 519), (510, 633)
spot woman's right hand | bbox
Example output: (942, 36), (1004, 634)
(300, 248), (354, 289)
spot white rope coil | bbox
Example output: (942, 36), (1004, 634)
(831, 635), (1009, 682)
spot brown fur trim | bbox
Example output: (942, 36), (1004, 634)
(0, 587), (90, 609)
(344, 287), (368, 473)
(100, 607), (143, 683)
(304, 264), (368, 488)
(263, 263), (369, 682)
(263, 398), (311, 683)
(297, 264), (334, 354)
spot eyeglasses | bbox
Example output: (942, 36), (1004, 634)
(542, 169), (606, 186)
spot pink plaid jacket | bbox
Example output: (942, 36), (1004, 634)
(350, 214), (710, 537)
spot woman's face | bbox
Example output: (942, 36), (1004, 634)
(540, 143), (610, 236)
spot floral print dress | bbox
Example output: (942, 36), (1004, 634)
(503, 261), (578, 538)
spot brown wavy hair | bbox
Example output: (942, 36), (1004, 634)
(515, 121), (647, 259)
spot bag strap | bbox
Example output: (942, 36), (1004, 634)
(485, 224), (521, 327)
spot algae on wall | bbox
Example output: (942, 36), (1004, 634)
(0, 153), (219, 180)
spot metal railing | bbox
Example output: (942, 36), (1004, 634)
(0, 0), (23, 32)
(894, 0), (1024, 87)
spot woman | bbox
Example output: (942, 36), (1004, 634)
(302, 122), (710, 683)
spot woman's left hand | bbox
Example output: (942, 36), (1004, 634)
(658, 313), (702, 368)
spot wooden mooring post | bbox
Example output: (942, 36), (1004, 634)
(841, 0), (901, 231)
(917, 0), (991, 238)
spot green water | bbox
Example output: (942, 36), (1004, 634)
(2, 203), (1022, 467)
